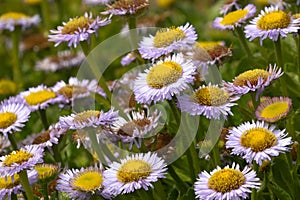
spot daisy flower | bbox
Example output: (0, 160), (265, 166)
(255, 97), (292, 123)
(0, 12), (40, 31)
(213, 4), (256, 30)
(226, 121), (292, 165)
(0, 145), (44, 176)
(53, 77), (106, 106)
(177, 84), (239, 120)
(134, 53), (196, 104)
(101, 0), (149, 16)
(245, 6), (300, 45)
(108, 109), (161, 149)
(19, 85), (63, 112)
(48, 12), (111, 48)
(121, 51), (137, 66)
(56, 164), (109, 199)
(103, 152), (167, 195)
(0, 169), (38, 200)
(34, 163), (59, 183)
(138, 23), (197, 60)
(194, 162), (261, 200)
(0, 98), (31, 137)
(223, 64), (283, 96)
(0, 79), (17, 96)
(219, 0), (241, 15)
(35, 50), (84, 72)
(58, 109), (118, 130)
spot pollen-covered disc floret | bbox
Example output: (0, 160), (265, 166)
(0, 145), (44, 176)
(245, 6), (300, 44)
(134, 53), (196, 104)
(226, 121), (292, 165)
(58, 109), (118, 130)
(213, 4), (256, 30)
(0, 12), (40, 31)
(101, 0), (149, 15)
(256, 96), (292, 123)
(177, 83), (239, 120)
(138, 23), (197, 60)
(103, 152), (167, 195)
(56, 164), (109, 200)
(194, 162), (261, 200)
(48, 12), (111, 48)
(223, 64), (283, 96)
(0, 170), (38, 200)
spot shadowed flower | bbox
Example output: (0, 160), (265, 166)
(245, 6), (300, 44)
(138, 23), (197, 60)
(255, 96), (292, 123)
(0, 79), (17, 96)
(103, 152), (167, 195)
(48, 12), (111, 48)
(34, 163), (59, 183)
(134, 53), (196, 104)
(194, 163), (261, 200)
(226, 121), (292, 165)
(213, 4), (256, 30)
(0, 12), (40, 31)
(101, 0), (149, 15)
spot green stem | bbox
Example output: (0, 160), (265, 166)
(297, 35), (300, 81)
(39, 109), (49, 130)
(168, 100), (180, 125)
(127, 16), (137, 50)
(87, 130), (106, 163)
(41, 0), (50, 34)
(251, 162), (259, 200)
(235, 27), (252, 58)
(137, 189), (153, 200)
(212, 142), (220, 167)
(186, 145), (196, 181)
(41, 183), (49, 200)
(251, 92), (260, 111)
(11, 27), (22, 88)
(168, 165), (188, 192)
(8, 133), (18, 150)
(19, 170), (34, 200)
(11, 193), (18, 200)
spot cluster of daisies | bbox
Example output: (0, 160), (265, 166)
(0, 0), (299, 199)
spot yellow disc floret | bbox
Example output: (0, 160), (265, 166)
(0, 174), (20, 189)
(0, 12), (29, 21)
(62, 16), (94, 34)
(221, 9), (248, 25)
(260, 101), (289, 121)
(257, 10), (291, 30)
(3, 150), (34, 166)
(24, 90), (56, 106)
(73, 110), (100, 124)
(192, 86), (229, 106)
(233, 69), (269, 87)
(72, 171), (103, 191)
(153, 27), (185, 48)
(0, 112), (17, 129)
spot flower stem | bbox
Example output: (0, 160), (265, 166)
(167, 165), (188, 192)
(168, 100), (180, 125)
(251, 162), (259, 200)
(41, 0), (50, 34)
(251, 92), (260, 111)
(7, 133), (18, 150)
(19, 170), (35, 200)
(212, 142), (220, 167)
(39, 109), (49, 130)
(235, 27), (252, 58)
(87, 129), (106, 163)
(127, 16), (137, 50)
(11, 27), (22, 88)
(297, 35), (300, 81)
(41, 183), (49, 200)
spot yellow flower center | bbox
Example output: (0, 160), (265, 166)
(58, 85), (88, 99)
(257, 11), (291, 30)
(221, 9), (248, 25)
(24, 90), (56, 106)
(146, 61), (182, 89)
(0, 12), (29, 21)
(73, 110), (100, 124)
(153, 27), (186, 48)
(62, 16), (94, 34)
(259, 101), (289, 121)
(117, 159), (152, 183)
(34, 164), (58, 180)
(0, 174), (20, 189)
(240, 127), (277, 152)
(118, 119), (151, 136)
(197, 41), (223, 51)
(0, 80), (17, 95)
(3, 150), (34, 166)
(24, 0), (41, 5)
(192, 87), (229, 106)
(72, 171), (103, 192)
(0, 112), (17, 129)
(208, 168), (245, 193)
(233, 69), (270, 87)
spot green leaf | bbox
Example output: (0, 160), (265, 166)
(268, 182), (293, 200)
(180, 187), (195, 200)
(167, 186), (179, 200)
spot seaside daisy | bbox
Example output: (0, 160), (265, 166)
(0, 169), (38, 199)
(219, 0), (241, 15)
(0, 145), (44, 176)
(0, 98), (31, 137)
(133, 53), (196, 104)
(34, 163), (59, 183)
(101, 0), (150, 16)
(0, 12), (40, 31)
(53, 77), (106, 106)
(226, 121), (292, 165)
(255, 96), (292, 123)
(48, 12), (111, 48)
(194, 163), (261, 200)
(103, 152), (167, 195)
(223, 64), (283, 96)
(177, 84), (239, 120)
(138, 23), (197, 60)
(56, 164), (109, 199)
(213, 4), (256, 30)
(121, 51), (137, 66)
(35, 50), (84, 72)
(0, 79), (17, 95)
(244, 6), (300, 44)
(58, 108), (118, 130)
(19, 85), (63, 112)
